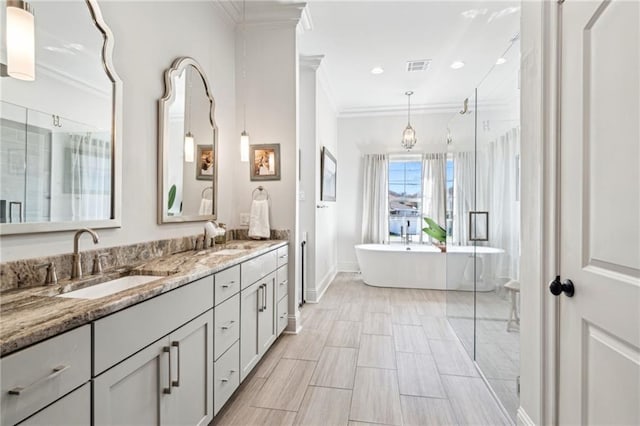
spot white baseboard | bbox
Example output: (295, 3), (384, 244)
(337, 261), (359, 272)
(284, 311), (302, 334)
(517, 407), (535, 426)
(305, 266), (337, 303)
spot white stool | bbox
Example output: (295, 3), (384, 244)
(504, 280), (520, 332)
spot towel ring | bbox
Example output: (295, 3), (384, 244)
(201, 187), (213, 200)
(252, 186), (270, 201)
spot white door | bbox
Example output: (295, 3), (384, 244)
(93, 337), (170, 425)
(164, 310), (214, 426)
(258, 273), (277, 355)
(240, 281), (260, 381)
(558, 1), (640, 425)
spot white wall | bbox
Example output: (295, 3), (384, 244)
(336, 111), (453, 271)
(0, 1), (236, 260)
(233, 19), (301, 328)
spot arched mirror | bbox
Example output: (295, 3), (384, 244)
(158, 57), (217, 223)
(0, 0), (122, 235)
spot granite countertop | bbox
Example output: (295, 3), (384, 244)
(0, 239), (286, 357)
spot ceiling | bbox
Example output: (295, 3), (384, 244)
(297, 0), (520, 115)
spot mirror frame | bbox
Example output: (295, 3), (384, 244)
(0, 0), (123, 235)
(157, 57), (217, 224)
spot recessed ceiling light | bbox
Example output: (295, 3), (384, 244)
(496, 57), (507, 65)
(370, 66), (384, 75)
(450, 61), (465, 69)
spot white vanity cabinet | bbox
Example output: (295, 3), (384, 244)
(18, 383), (90, 426)
(93, 275), (214, 425)
(0, 325), (91, 426)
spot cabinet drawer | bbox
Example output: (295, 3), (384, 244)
(276, 264), (288, 302)
(241, 250), (277, 289)
(214, 294), (240, 360)
(1, 325), (91, 426)
(18, 382), (90, 426)
(277, 295), (288, 335)
(276, 245), (289, 267)
(93, 275), (214, 375)
(215, 265), (240, 306)
(214, 341), (240, 415)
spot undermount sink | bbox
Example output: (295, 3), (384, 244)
(212, 249), (247, 256)
(56, 275), (163, 300)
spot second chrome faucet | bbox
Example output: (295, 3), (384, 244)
(71, 228), (100, 280)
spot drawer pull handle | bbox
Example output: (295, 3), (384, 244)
(279, 254), (288, 259)
(163, 346), (172, 394)
(280, 280), (288, 286)
(280, 314), (287, 319)
(220, 369), (237, 383)
(222, 285), (230, 289)
(171, 341), (181, 388)
(221, 320), (236, 330)
(8, 365), (70, 396)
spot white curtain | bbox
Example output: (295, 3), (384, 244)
(70, 133), (111, 221)
(451, 151), (475, 246)
(421, 153), (446, 241)
(487, 127), (521, 280)
(361, 154), (389, 243)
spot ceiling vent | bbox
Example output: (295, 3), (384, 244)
(406, 59), (431, 72)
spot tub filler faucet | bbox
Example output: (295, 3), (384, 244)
(71, 228), (100, 279)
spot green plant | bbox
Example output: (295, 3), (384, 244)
(168, 184), (176, 210)
(422, 217), (446, 243)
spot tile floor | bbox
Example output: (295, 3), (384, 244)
(213, 273), (512, 426)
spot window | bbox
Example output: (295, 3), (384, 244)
(388, 158), (422, 242)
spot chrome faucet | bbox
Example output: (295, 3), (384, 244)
(71, 228), (100, 279)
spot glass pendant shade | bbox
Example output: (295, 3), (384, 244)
(401, 91), (417, 150)
(184, 132), (195, 162)
(7, 0), (35, 81)
(402, 125), (417, 150)
(240, 131), (249, 162)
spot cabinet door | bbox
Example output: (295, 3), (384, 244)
(93, 337), (170, 426)
(19, 383), (90, 426)
(258, 272), (277, 356)
(240, 282), (260, 381)
(164, 310), (214, 426)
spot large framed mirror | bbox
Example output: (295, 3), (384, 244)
(158, 57), (217, 224)
(0, 0), (122, 235)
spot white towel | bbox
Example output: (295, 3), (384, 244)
(199, 198), (213, 215)
(248, 199), (270, 239)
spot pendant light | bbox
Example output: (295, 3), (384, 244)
(184, 69), (195, 163)
(6, 0), (36, 81)
(401, 91), (417, 151)
(239, 0), (250, 162)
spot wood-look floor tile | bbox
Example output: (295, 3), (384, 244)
(338, 302), (365, 322)
(420, 316), (457, 340)
(362, 312), (393, 335)
(282, 329), (327, 361)
(294, 386), (352, 426)
(348, 422), (393, 426)
(357, 334), (396, 369)
(251, 359), (316, 411)
(391, 304), (422, 325)
(397, 352), (446, 398)
(392, 324), (431, 354)
(302, 308), (338, 331)
(350, 367), (403, 426)
(254, 335), (290, 378)
(400, 395), (457, 426)
(311, 346), (357, 389)
(429, 339), (479, 377)
(214, 406), (297, 426)
(326, 320), (362, 348)
(441, 375), (511, 425)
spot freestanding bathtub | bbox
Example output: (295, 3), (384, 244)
(354, 244), (504, 291)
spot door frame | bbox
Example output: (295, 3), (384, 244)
(520, 0), (562, 425)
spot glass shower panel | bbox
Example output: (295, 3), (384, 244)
(445, 92), (478, 358)
(474, 37), (521, 422)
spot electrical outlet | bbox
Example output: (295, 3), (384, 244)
(299, 190), (306, 201)
(240, 213), (250, 226)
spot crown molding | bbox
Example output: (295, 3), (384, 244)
(216, 1), (306, 27)
(337, 98), (518, 118)
(299, 54), (324, 71)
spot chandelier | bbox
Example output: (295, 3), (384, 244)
(401, 91), (417, 150)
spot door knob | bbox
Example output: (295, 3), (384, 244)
(549, 276), (575, 297)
